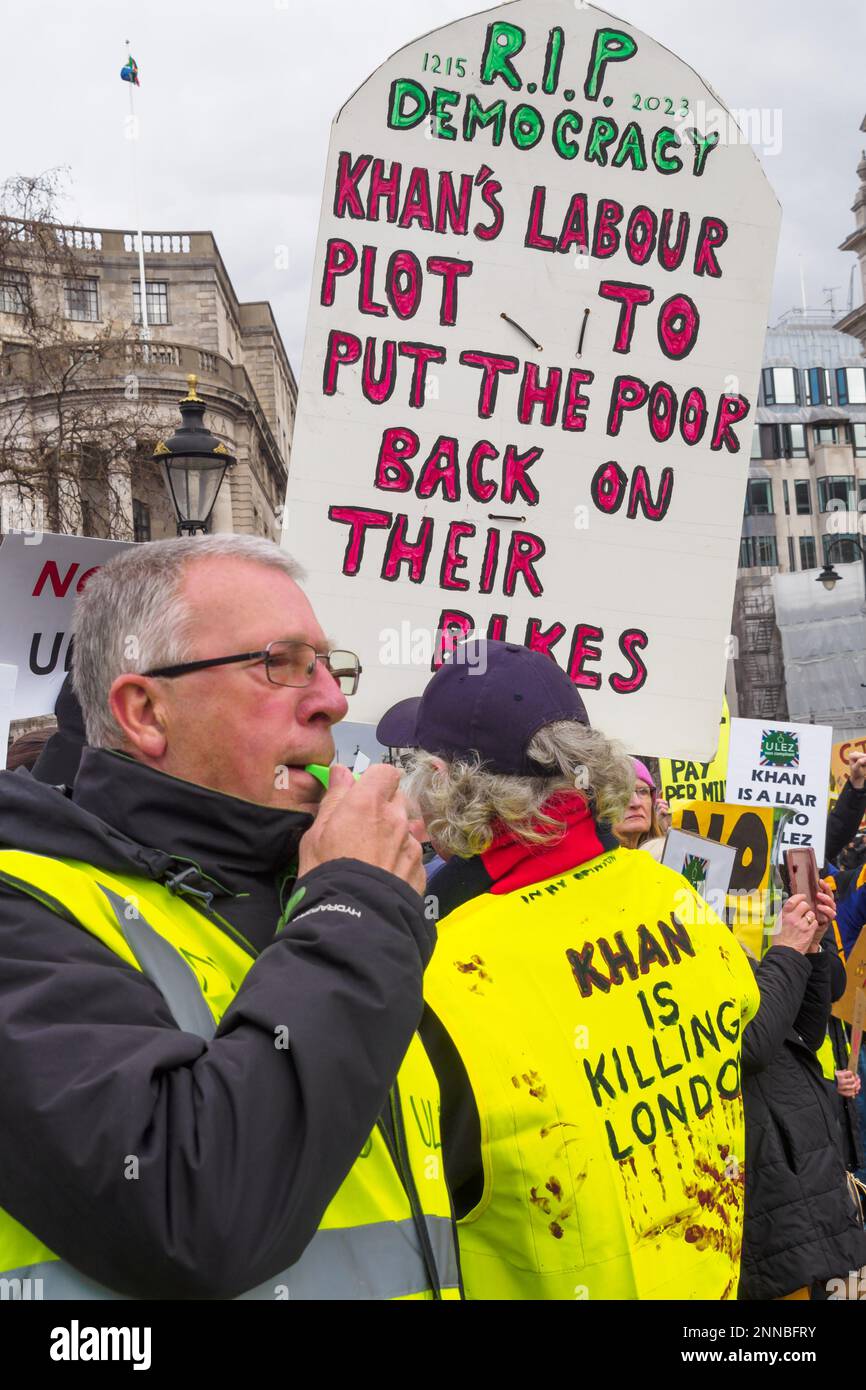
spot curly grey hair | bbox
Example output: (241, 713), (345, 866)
(400, 721), (635, 858)
(72, 533), (303, 748)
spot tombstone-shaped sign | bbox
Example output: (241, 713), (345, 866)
(282, 0), (780, 755)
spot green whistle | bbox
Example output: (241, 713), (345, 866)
(304, 763), (361, 789)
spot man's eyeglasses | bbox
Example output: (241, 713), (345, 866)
(144, 640), (362, 695)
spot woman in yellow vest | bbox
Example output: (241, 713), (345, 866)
(380, 640), (760, 1301)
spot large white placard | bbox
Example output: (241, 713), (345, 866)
(0, 533), (131, 719)
(0, 665), (17, 766)
(282, 0), (780, 756)
(725, 718), (833, 867)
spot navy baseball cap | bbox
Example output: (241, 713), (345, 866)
(375, 639), (590, 776)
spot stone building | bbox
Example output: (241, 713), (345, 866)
(731, 118), (866, 722)
(731, 307), (866, 719)
(836, 115), (866, 350)
(0, 219), (295, 540)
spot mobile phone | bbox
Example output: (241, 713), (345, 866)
(784, 847), (819, 913)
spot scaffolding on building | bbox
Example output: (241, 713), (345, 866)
(735, 583), (788, 719)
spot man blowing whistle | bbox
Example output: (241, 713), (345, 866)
(0, 534), (459, 1300)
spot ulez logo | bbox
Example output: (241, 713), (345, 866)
(759, 729), (799, 768)
(681, 853), (710, 893)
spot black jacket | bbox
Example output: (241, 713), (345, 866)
(738, 940), (866, 1300)
(824, 778), (866, 868)
(30, 673), (86, 788)
(0, 749), (433, 1299)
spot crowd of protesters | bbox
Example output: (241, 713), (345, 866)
(0, 533), (865, 1301)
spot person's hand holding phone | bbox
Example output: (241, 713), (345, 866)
(777, 894), (822, 954)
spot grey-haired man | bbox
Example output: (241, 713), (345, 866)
(0, 534), (458, 1300)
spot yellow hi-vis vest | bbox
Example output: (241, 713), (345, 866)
(0, 849), (460, 1301)
(424, 846), (760, 1301)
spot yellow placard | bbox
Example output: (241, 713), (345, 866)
(671, 799), (775, 958)
(659, 698), (729, 805)
(832, 930), (866, 1026)
(830, 734), (866, 802)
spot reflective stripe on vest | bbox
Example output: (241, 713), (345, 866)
(0, 850), (460, 1301)
(1, 1215), (458, 1301)
(99, 884), (217, 1039)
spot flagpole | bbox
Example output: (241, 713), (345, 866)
(125, 42), (149, 343)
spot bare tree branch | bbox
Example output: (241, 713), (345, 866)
(0, 171), (162, 538)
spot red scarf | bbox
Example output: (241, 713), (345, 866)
(480, 792), (615, 895)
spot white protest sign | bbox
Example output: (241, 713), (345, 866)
(725, 718), (833, 866)
(662, 826), (736, 904)
(282, 0), (780, 756)
(0, 532), (131, 719)
(0, 665), (17, 766)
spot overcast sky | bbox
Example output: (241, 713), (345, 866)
(2, 0), (864, 371)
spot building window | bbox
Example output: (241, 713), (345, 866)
(64, 278), (99, 321)
(794, 480), (812, 515)
(817, 476), (855, 512)
(853, 423), (866, 457)
(0, 269), (28, 314)
(799, 535), (817, 570)
(836, 366), (866, 405)
(739, 536), (778, 568)
(132, 499), (151, 542)
(745, 479), (774, 515)
(772, 423), (807, 458)
(813, 423), (846, 447)
(750, 424), (762, 459)
(787, 535), (796, 571)
(756, 535), (778, 567)
(762, 366), (799, 405)
(823, 533), (861, 565)
(805, 367), (831, 406)
(782, 480), (790, 515)
(132, 281), (169, 326)
(787, 424), (807, 457)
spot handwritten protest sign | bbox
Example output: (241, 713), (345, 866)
(0, 533), (130, 719)
(662, 827), (735, 900)
(281, 1), (780, 755)
(725, 718), (832, 868)
(659, 697), (729, 804)
(830, 733), (866, 803)
(671, 799), (774, 957)
(833, 932), (866, 1028)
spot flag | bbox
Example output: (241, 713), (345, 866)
(120, 54), (140, 86)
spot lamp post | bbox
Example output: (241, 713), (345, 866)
(816, 536), (866, 596)
(153, 375), (235, 536)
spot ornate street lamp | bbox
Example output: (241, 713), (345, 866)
(153, 375), (235, 535)
(816, 561), (843, 592)
(816, 536), (866, 595)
